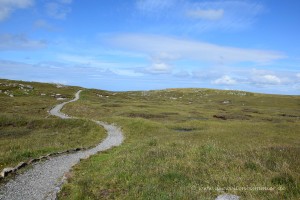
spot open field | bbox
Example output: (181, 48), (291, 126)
(58, 89), (300, 199)
(1, 79), (299, 199)
(0, 79), (106, 173)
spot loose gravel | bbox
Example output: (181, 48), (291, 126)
(0, 90), (124, 200)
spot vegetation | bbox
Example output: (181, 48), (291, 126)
(0, 79), (106, 173)
(58, 89), (300, 199)
(1, 79), (299, 199)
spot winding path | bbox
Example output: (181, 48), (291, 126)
(0, 90), (124, 200)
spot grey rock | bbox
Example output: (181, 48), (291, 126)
(216, 194), (240, 200)
(1, 168), (15, 177)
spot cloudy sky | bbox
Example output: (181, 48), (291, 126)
(0, 0), (299, 94)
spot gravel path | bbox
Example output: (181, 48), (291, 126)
(49, 90), (82, 119)
(0, 90), (124, 200)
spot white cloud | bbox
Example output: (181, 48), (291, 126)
(135, 0), (264, 31)
(34, 19), (56, 31)
(187, 9), (224, 20)
(185, 1), (264, 31)
(136, 0), (174, 12)
(58, 0), (72, 4)
(146, 62), (172, 74)
(213, 75), (236, 85)
(257, 74), (281, 85)
(110, 34), (285, 65)
(296, 73), (300, 78)
(250, 70), (283, 85)
(45, 1), (71, 19)
(58, 54), (116, 68)
(0, 0), (33, 21)
(174, 70), (190, 78)
(110, 69), (144, 77)
(0, 33), (46, 50)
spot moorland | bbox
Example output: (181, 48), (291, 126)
(0, 79), (299, 199)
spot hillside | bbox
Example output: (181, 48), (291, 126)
(0, 79), (106, 172)
(1, 79), (299, 199)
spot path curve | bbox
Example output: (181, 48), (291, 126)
(0, 90), (124, 200)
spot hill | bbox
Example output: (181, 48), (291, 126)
(1, 79), (299, 199)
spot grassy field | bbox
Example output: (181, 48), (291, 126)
(1, 79), (299, 199)
(58, 89), (300, 199)
(0, 79), (106, 173)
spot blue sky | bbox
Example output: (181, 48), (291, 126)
(0, 0), (299, 94)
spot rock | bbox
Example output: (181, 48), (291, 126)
(215, 194), (240, 200)
(1, 167), (15, 177)
(15, 162), (27, 170)
(57, 97), (66, 100)
(26, 85), (33, 89)
(9, 94), (14, 97)
(41, 93), (46, 96)
(222, 100), (230, 104)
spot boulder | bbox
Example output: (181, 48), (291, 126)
(215, 194), (240, 200)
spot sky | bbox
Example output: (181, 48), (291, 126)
(0, 0), (299, 94)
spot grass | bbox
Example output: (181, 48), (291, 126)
(57, 89), (300, 199)
(0, 79), (106, 173)
(1, 79), (299, 199)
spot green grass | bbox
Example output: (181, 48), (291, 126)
(58, 89), (300, 199)
(0, 79), (106, 172)
(1, 79), (299, 199)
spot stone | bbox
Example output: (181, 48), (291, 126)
(1, 167), (15, 177)
(215, 194), (240, 200)
(26, 85), (34, 89)
(15, 162), (27, 170)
